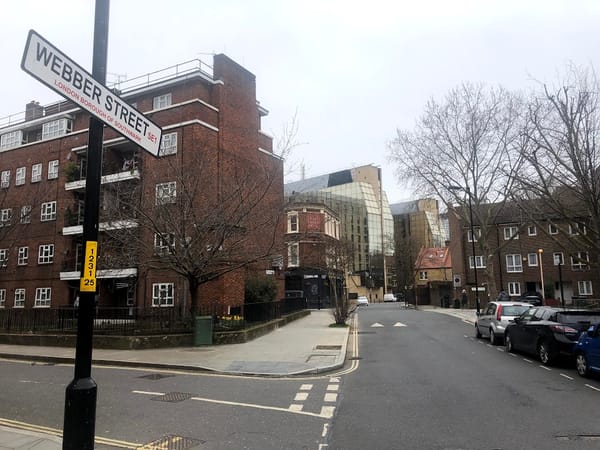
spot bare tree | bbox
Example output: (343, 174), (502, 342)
(514, 64), (600, 270)
(324, 237), (354, 325)
(389, 83), (525, 299)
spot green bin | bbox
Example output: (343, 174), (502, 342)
(194, 316), (213, 346)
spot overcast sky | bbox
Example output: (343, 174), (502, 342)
(2, 0), (600, 203)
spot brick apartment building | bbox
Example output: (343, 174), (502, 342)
(0, 54), (284, 313)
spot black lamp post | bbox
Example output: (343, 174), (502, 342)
(555, 253), (565, 309)
(449, 185), (480, 314)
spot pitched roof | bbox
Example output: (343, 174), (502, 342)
(415, 247), (452, 270)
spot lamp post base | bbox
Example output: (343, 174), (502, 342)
(63, 377), (97, 450)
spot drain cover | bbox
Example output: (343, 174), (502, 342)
(137, 434), (204, 449)
(151, 392), (193, 403)
(315, 345), (342, 350)
(138, 373), (175, 380)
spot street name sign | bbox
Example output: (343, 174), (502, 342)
(21, 29), (162, 156)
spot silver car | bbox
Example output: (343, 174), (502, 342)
(475, 301), (533, 345)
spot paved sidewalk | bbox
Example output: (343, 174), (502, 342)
(420, 305), (477, 324)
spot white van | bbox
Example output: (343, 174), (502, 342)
(383, 293), (396, 302)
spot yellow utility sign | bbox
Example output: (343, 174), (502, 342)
(80, 241), (98, 292)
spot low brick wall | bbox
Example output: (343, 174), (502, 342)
(0, 310), (311, 349)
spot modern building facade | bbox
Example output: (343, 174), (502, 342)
(0, 55), (284, 314)
(285, 164), (394, 301)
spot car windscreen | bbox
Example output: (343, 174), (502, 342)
(502, 305), (530, 316)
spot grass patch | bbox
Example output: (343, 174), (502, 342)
(328, 323), (349, 328)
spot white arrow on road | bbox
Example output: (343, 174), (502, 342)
(393, 322), (407, 327)
(371, 323), (384, 327)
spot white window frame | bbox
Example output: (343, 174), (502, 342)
(506, 254), (523, 273)
(0, 130), (23, 150)
(154, 232), (175, 255)
(42, 118), (71, 139)
(0, 249), (7, 268)
(469, 255), (486, 269)
(152, 282), (174, 307)
(287, 212), (298, 233)
(0, 208), (12, 226)
(153, 93), (172, 109)
(549, 223), (558, 235)
(159, 132), (177, 156)
(553, 252), (564, 265)
(467, 227), (480, 242)
(41, 201), (57, 222)
(48, 160), (59, 179)
(16, 167), (26, 186)
(419, 271), (428, 280)
(20, 205), (31, 224)
(0, 289), (5, 308)
(1, 170), (10, 188)
(503, 226), (519, 240)
(571, 251), (589, 270)
(527, 253), (538, 267)
(527, 225), (537, 236)
(31, 163), (42, 183)
(34, 287), (51, 307)
(17, 246), (28, 266)
(569, 223), (587, 236)
(38, 244), (54, 264)
(578, 281), (593, 296)
(288, 242), (299, 267)
(155, 181), (177, 205)
(14, 289), (25, 308)
(507, 281), (521, 297)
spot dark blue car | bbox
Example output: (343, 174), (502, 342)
(574, 323), (600, 377)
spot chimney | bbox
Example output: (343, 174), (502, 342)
(25, 101), (43, 121)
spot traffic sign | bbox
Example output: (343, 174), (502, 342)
(21, 29), (162, 156)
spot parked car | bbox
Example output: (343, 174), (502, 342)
(505, 307), (600, 365)
(518, 291), (543, 306)
(356, 296), (369, 306)
(574, 323), (600, 377)
(475, 301), (533, 345)
(383, 293), (396, 302)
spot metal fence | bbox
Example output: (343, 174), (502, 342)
(0, 297), (308, 335)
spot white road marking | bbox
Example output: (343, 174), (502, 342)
(508, 353), (518, 357)
(523, 358), (533, 363)
(560, 374), (574, 380)
(294, 392), (309, 401)
(327, 384), (339, 392)
(585, 384), (600, 392)
(496, 348), (504, 352)
(393, 322), (407, 327)
(324, 393), (337, 402)
(322, 423), (329, 438)
(539, 365), (552, 371)
(371, 323), (384, 327)
(318, 445), (329, 449)
(300, 384), (313, 391)
(329, 377), (340, 383)
(289, 404), (304, 412)
(478, 341), (484, 345)
(132, 390), (163, 396)
(320, 406), (336, 418)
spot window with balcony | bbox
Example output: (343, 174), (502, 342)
(16, 167), (25, 186)
(159, 132), (177, 156)
(17, 246), (28, 266)
(41, 201), (57, 222)
(506, 254), (523, 272)
(152, 283), (174, 307)
(48, 160), (59, 179)
(578, 281), (593, 296)
(34, 287), (51, 307)
(38, 244), (54, 264)
(31, 163), (42, 182)
(288, 242), (299, 267)
(42, 118), (71, 139)
(0, 130), (23, 150)
(14, 289), (25, 308)
(508, 281), (521, 296)
(503, 226), (519, 240)
(155, 181), (176, 205)
(1, 170), (9, 188)
(153, 93), (172, 109)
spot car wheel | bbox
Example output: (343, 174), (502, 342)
(538, 341), (552, 365)
(505, 333), (514, 353)
(575, 353), (591, 378)
(489, 329), (498, 345)
(475, 324), (482, 339)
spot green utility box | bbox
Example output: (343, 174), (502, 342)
(194, 316), (213, 346)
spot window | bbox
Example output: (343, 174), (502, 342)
(42, 118), (71, 139)
(154, 233), (175, 255)
(467, 227), (481, 242)
(288, 242), (299, 267)
(287, 212), (298, 233)
(17, 246), (28, 266)
(506, 254), (523, 272)
(508, 282), (521, 296)
(34, 287), (51, 307)
(1, 170), (9, 188)
(469, 255), (486, 268)
(553, 252), (564, 265)
(159, 132), (177, 156)
(571, 251), (589, 270)
(155, 181), (176, 205)
(527, 253), (538, 267)
(578, 281), (593, 296)
(16, 167), (25, 186)
(31, 163), (42, 182)
(38, 244), (54, 264)
(20, 205), (31, 224)
(152, 283), (174, 307)
(0, 249), (7, 268)
(419, 271), (428, 280)
(14, 289), (25, 308)
(41, 201), (57, 221)
(0, 289), (4, 308)
(549, 223), (558, 235)
(153, 93), (172, 109)
(48, 160), (59, 179)
(0, 208), (12, 226)
(503, 226), (519, 240)
(0, 130), (23, 150)
(527, 225), (537, 236)
(569, 223), (587, 235)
